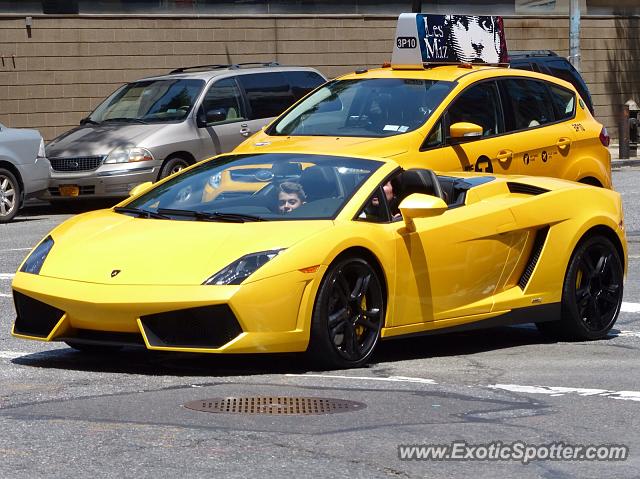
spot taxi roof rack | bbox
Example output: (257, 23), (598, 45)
(170, 62), (280, 74)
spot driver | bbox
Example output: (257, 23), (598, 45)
(278, 181), (306, 214)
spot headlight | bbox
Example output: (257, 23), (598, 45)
(203, 249), (285, 285)
(104, 147), (154, 164)
(37, 138), (46, 159)
(20, 236), (54, 275)
(208, 172), (222, 189)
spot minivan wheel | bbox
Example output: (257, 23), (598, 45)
(159, 156), (191, 179)
(0, 168), (20, 223)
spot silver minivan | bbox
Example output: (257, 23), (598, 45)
(44, 63), (326, 199)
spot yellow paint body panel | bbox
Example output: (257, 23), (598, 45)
(236, 66), (611, 188)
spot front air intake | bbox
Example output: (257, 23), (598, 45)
(140, 305), (242, 349)
(13, 291), (64, 338)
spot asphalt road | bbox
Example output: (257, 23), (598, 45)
(0, 168), (638, 479)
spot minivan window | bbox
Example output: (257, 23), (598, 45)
(502, 79), (555, 131)
(238, 72), (295, 120)
(287, 71), (326, 100)
(447, 81), (504, 137)
(200, 77), (246, 124)
(270, 78), (455, 138)
(89, 79), (205, 124)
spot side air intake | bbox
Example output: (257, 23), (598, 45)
(507, 182), (549, 196)
(13, 291), (64, 338)
(518, 227), (550, 290)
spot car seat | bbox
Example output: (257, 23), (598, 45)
(300, 165), (340, 202)
(396, 169), (445, 203)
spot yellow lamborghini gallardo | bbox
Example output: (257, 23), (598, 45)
(12, 152), (626, 368)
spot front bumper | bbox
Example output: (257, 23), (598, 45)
(42, 164), (160, 199)
(11, 270), (315, 353)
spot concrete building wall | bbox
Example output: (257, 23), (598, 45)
(0, 14), (637, 141)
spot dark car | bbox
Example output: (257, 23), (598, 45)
(509, 50), (595, 114)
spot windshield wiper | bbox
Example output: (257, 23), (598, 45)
(80, 117), (100, 125)
(114, 206), (169, 219)
(157, 208), (264, 223)
(102, 117), (149, 124)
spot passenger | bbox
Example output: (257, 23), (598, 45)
(363, 180), (401, 220)
(277, 181), (306, 214)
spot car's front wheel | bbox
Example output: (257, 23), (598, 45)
(159, 155), (191, 180)
(537, 234), (623, 340)
(0, 168), (20, 223)
(308, 255), (385, 369)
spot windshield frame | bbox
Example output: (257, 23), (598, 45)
(266, 77), (456, 138)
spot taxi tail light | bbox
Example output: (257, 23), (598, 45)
(599, 126), (610, 147)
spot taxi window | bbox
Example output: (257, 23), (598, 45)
(270, 78), (455, 138)
(548, 84), (575, 121)
(502, 79), (555, 131)
(447, 81), (503, 137)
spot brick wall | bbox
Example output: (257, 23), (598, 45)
(0, 14), (636, 141)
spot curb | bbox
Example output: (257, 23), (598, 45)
(612, 159), (640, 168)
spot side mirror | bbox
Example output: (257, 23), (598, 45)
(399, 193), (448, 231)
(196, 107), (226, 127)
(448, 122), (483, 143)
(129, 181), (153, 197)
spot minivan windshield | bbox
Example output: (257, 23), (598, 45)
(88, 79), (205, 124)
(269, 78), (455, 138)
(123, 153), (382, 221)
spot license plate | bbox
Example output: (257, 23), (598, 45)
(59, 185), (80, 197)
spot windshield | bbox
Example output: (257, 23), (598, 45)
(124, 153), (382, 221)
(88, 79), (205, 124)
(269, 78), (455, 138)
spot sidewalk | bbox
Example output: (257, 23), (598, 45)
(609, 143), (640, 168)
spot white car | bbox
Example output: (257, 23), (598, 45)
(0, 122), (49, 222)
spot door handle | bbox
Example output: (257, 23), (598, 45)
(556, 137), (572, 149)
(240, 124), (251, 137)
(495, 149), (513, 162)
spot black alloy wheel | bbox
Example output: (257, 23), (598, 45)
(537, 235), (623, 340)
(308, 256), (384, 369)
(0, 168), (20, 223)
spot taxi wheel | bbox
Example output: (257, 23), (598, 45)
(537, 235), (623, 340)
(308, 255), (384, 369)
(65, 341), (123, 354)
(159, 156), (191, 180)
(0, 168), (20, 223)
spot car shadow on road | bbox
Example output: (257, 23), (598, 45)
(11, 324), (614, 377)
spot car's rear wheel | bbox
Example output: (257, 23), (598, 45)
(159, 155), (190, 180)
(536, 235), (623, 340)
(308, 255), (384, 369)
(0, 168), (20, 223)
(65, 341), (123, 353)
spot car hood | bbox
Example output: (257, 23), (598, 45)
(38, 210), (333, 285)
(238, 134), (408, 158)
(46, 123), (170, 158)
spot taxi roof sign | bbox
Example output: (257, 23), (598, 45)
(391, 13), (508, 69)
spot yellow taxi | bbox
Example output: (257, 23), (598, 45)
(235, 13), (611, 188)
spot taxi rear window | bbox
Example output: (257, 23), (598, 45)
(269, 78), (454, 138)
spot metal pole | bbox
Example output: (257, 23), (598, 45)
(620, 104), (630, 160)
(569, 0), (581, 72)
(411, 0), (422, 13)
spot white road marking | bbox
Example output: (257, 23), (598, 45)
(286, 374), (640, 403)
(489, 384), (640, 402)
(286, 373), (437, 384)
(621, 302), (640, 313)
(0, 248), (32, 252)
(0, 293), (11, 298)
(0, 351), (28, 359)
(0, 273), (15, 279)
(629, 255), (640, 259)
(611, 330), (640, 339)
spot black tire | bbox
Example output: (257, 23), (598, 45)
(65, 341), (122, 353)
(536, 235), (623, 340)
(159, 155), (191, 180)
(307, 255), (385, 369)
(0, 168), (21, 223)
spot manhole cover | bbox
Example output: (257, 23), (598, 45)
(183, 396), (367, 415)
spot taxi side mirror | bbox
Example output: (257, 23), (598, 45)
(129, 181), (153, 197)
(399, 193), (448, 232)
(448, 122), (483, 143)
